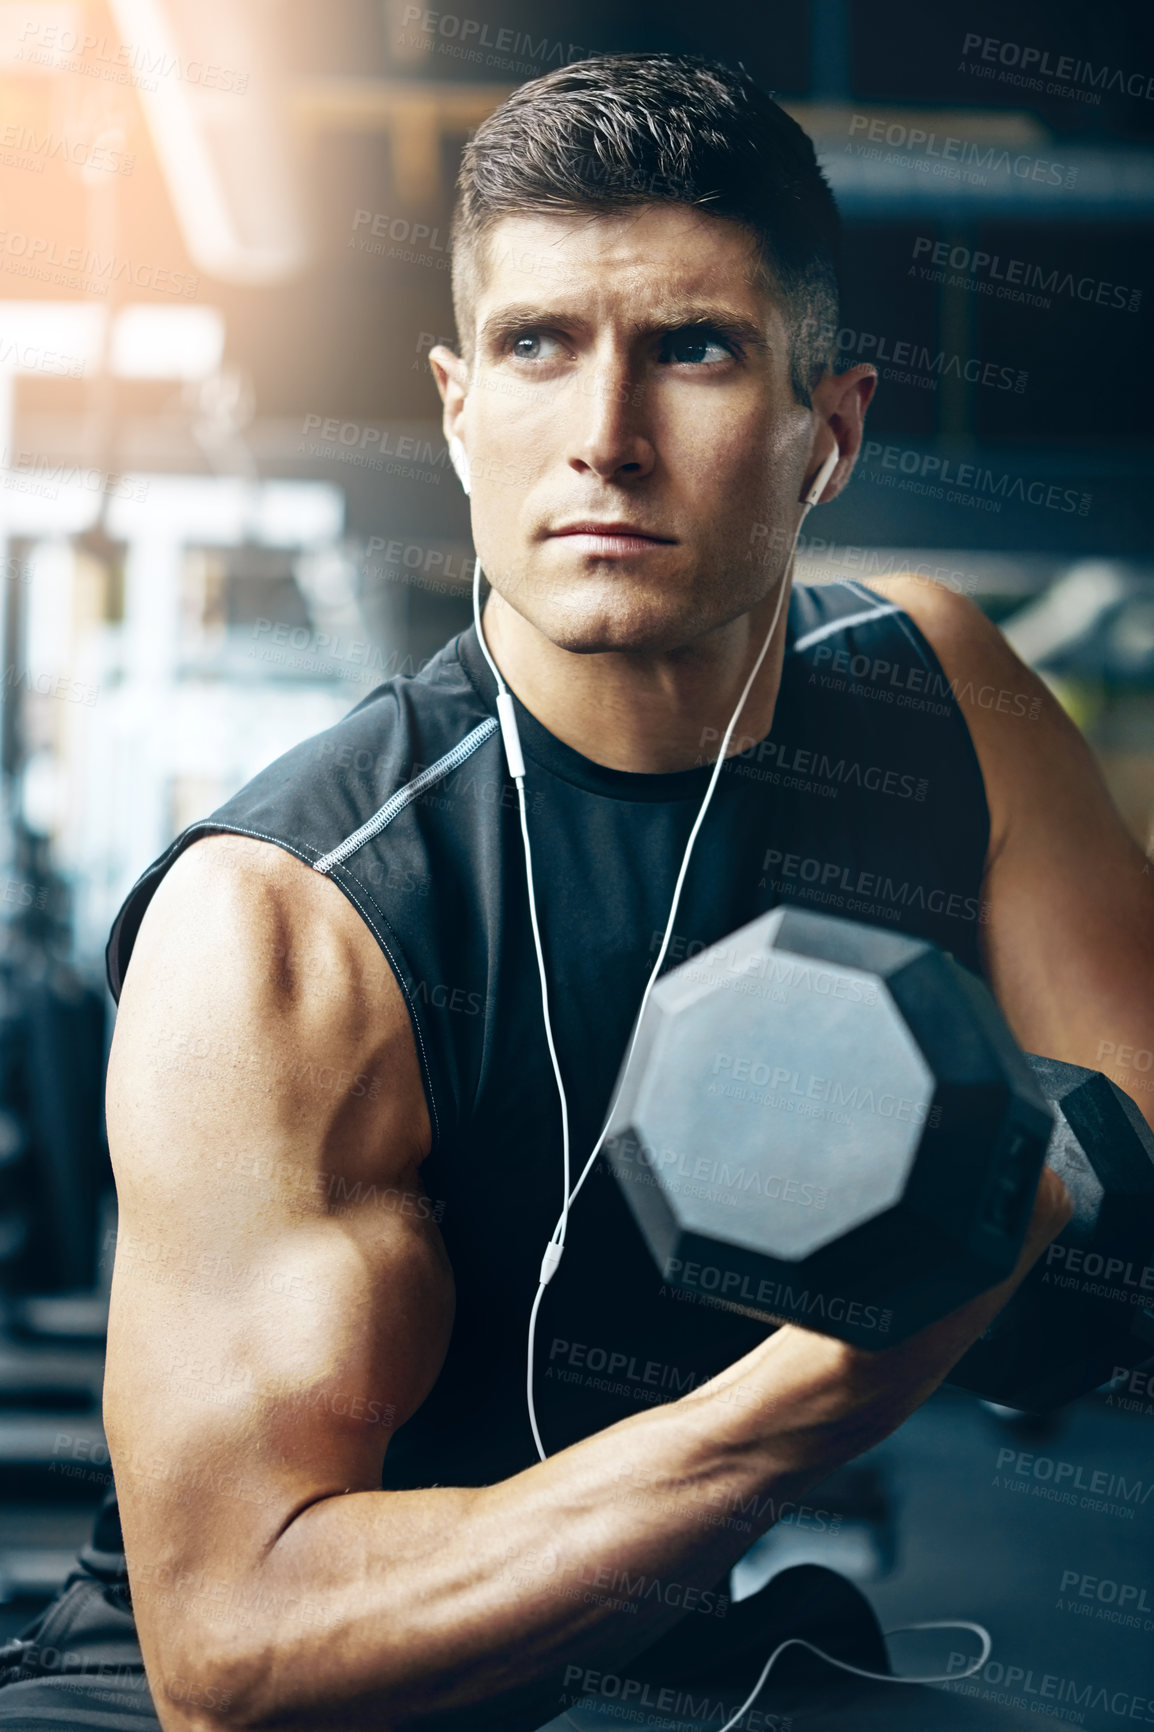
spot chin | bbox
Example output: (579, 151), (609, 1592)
(531, 590), (703, 657)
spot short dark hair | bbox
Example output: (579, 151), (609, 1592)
(451, 52), (842, 406)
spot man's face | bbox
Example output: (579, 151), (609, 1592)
(435, 202), (819, 656)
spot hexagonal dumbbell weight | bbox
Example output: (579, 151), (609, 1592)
(604, 905), (1055, 1350)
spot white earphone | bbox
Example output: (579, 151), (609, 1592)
(449, 435), (471, 495)
(803, 444), (839, 507)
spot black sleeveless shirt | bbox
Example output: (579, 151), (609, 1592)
(106, 579), (989, 1504)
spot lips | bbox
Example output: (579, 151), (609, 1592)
(548, 521), (676, 543)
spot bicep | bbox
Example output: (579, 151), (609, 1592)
(102, 838), (451, 1681)
(876, 578), (1154, 1123)
(978, 698), (1154, 1120)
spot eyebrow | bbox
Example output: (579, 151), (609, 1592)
(478, 301), (771, 351)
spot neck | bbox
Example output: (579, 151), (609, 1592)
(478, 579), (794, 774)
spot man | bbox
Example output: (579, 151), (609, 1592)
(1, 50), (1148, 1732)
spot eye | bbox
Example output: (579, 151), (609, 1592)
(662, 329), (736, 366)
(509, 331), (562, 361)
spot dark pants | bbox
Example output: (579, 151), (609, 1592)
(0, 1539), (158, 1729)
(0, 1552), (1040, 1731)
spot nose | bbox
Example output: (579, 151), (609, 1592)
(567, 360), (655, 484)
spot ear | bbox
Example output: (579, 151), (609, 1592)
(429, 345), (469, 455)
(806, 363), (878, 500)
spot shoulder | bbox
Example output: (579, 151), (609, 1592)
(863, 573), (1047, 717)
(130, 831), (408, 1028)
(790, 576), (987, 666)
(116, 834), (429, 1158)
(862, 574), (1006, 662)
(133, 832), (365, 986)
(862, 574), (1081, 858)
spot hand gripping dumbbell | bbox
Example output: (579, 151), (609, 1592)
(948, 1055), (1154, 1408)
(603, 906), (1154, 1407)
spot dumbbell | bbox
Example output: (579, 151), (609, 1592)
(603, 906), (1154, 1407)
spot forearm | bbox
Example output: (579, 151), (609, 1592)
(151, 1170), (1067, 1732)
(205, 1326), (908, 1732)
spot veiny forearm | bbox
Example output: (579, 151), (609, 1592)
(186, 1176), (1069, 1732)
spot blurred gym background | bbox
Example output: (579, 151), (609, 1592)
(0, 0), (1151, 1717)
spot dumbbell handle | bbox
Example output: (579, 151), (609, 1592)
(945, 1050), (1154, 1409)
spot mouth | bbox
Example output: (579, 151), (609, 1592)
(546, 521), (677, 556)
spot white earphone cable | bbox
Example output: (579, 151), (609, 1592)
(471, 507), (810, 1456)
(509, 501), (807, 1462)
(559, 1619), (990, 1731)
(470, 450), (991, 1703)
(709, 1617), (992, 1731)
(472, 573), (573, 1361)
